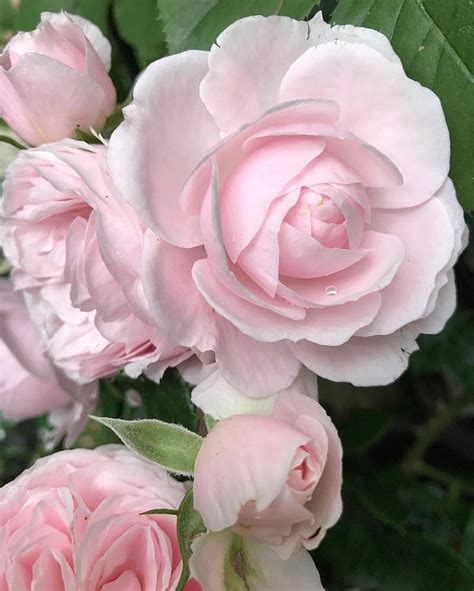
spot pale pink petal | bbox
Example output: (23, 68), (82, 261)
(311, 11), (401, 64)
(191, 369), (277, 420)
(278, 230), (404, 307)
(358, 197), (456, 336)
(200, 15), (324, 133)
(274, 392), (343, 548)
(291, 330), (419, 386)
(193, 258), (381, 345)
(221, 136), (325, 262)
(411, 270), (456, 335)
(141, 233), (216, 352)
(278, 221), (366, 278)
(0, 54), (110, 146)
(280, 42), (449, 207)
(201, 171), (305, 320)
(194, 414), (309, 530)
(214, 317), (300, 396)
(108, 51), (220, 247)
(237, 193), (301, 297)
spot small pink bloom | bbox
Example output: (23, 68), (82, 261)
(193, 390), (342, 557)
(0, 12), (116, 146)
(1, 140), (191, 383)
(0, 278), (97, 444)
(109, 14), (467, 394)
(0, 445), (201, 591)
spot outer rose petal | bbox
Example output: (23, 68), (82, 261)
(190, 532), (323, 591)
(108, 51), (220, 247)
(0, 341), (69, 420)
(192, 365), (317, 420)
(0, 54), (109, 146)
(280, 42), (449, 208)
(214, 317), (300, 397)
(142, 234), (216, 352)
(200, 15), (320, 134)
(411, 270), (456, 335)
(191, 368), (278, 420)
(359, 196), (457, 335)
(273, 391), (343, 549)
(67, 13), (112, 69)
(194, 414), (309, 531)
(291, 330), (419, 386)
(193, 257), (382, 345)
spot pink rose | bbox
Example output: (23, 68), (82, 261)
(109, 14), (468, 395)
(0, 445), (201, 590)
(0, 278), (97, 444)
(193, 391), (342, 557)
(0, 12), (115, 146)
(1, 140), (191, 383)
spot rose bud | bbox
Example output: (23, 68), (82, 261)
(0, 12), (116, 146)
(193, 390), (342, 558)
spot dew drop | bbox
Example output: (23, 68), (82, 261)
(231, 233), (237, 243)
(325, 285), (338, 296)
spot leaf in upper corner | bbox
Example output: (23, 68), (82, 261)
(157, 0), (316, 53)
(331, 0), (474, 213)
(113, 0), (166, 67)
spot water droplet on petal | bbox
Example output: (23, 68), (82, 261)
(325, 285), (338, 296)
(231, 233), (237, 243)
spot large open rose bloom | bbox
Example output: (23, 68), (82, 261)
(1, 140), (191, 383)
(0, 12), (115, 146)
(109, 14), (467, 396)
(0, 278), (97, 445)
(0, 445), (201, 590)
(193, 390), (342, 557)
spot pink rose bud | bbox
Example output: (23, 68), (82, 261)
(193, 391), (343, 558)
(0, 12), (116, 146)
(0, 445), (201, 590)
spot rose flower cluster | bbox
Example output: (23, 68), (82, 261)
(0, 10), (467, 591)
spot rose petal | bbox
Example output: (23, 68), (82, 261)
(280, 41), (449, 208)
(108, 51), (220, 247)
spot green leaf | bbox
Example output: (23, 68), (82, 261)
(0, 0), (14, 35)
(90, 416), (203, 475)
(461, 509), (474, 562)
(113, 0), (166, 67)
(13, 0), (110, 33)
(318, 487), (474, 590)
(339, 409), (393, 454)
(331, 0), (474, 213)
(157, 0), (316, 53)
(175, 490), (207, 591)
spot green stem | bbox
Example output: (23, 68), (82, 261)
(0, 135), (27, 150)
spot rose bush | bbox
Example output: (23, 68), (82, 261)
(1, 140), (191, 384)
(109, 13), (468, 396)
(193, 390), (342, 557)
(0, 12), (115, 146)
(0, 445), (201, 590)
(0, 278), (97, 444)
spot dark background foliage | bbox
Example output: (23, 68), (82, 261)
(0, 1), (473, 589)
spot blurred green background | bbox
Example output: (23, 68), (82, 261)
(1, 1), (473, 589)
